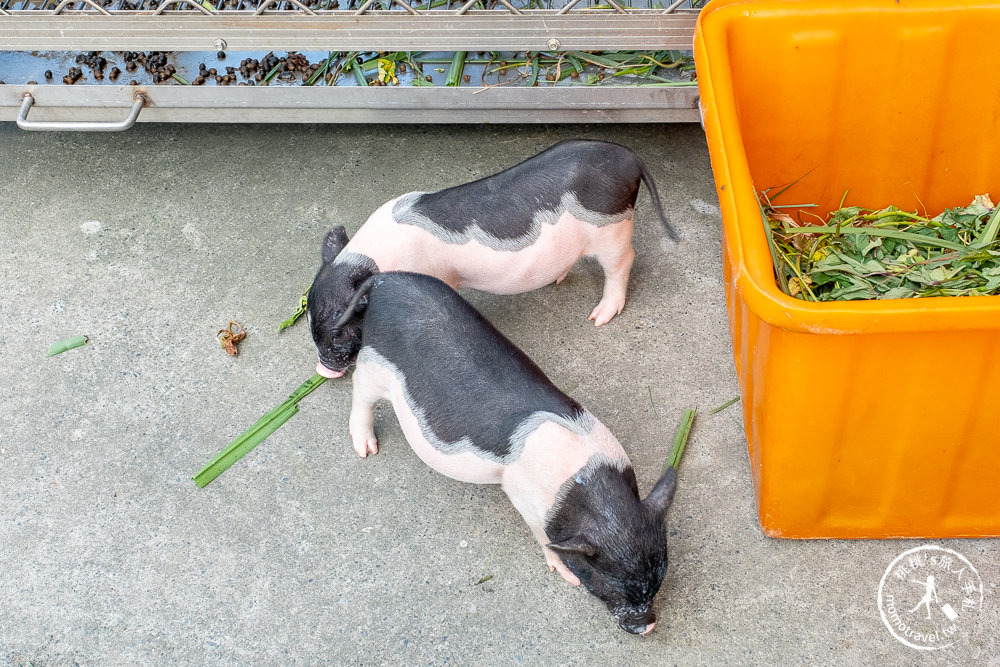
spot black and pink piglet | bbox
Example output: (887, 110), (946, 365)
(319, 271), (677, 634)
(305, 139), (678, 377)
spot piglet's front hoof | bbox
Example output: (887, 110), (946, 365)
(352, 436), (379, 458)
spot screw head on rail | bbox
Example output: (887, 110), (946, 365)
(547, 38), (561, 51)
(215, 38), (227, 51)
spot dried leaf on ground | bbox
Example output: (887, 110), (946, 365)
(217, 320), (246, 356)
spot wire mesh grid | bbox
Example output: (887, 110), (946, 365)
(0, 0), (703, 13)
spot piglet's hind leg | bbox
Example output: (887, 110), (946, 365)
(348, 364), (381, 457)
(589, 228), (635, 326)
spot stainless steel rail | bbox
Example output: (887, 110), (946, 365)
(0, 14), (698, 51)
(1, 84), (700, 123)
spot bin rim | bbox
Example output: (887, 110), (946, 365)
(695, 0), (1000, 336)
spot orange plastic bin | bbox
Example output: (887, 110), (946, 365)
(695, 0), (1000, 538)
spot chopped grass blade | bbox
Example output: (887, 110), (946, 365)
(973, 201), (1000, 248)
(194, 403), (297, 488)
(445, 50), (467, 87)
(526, 54), (540, 87)
(193, 373), (327, 488)
(407, 52), (435, 86)
(278, 285), (311, 332)
(566, 51), (623, 68)
(348, 54), (369, 87)
(708, 396), (740, 415)
(263, 60), (283, 83)
(305, 52), (337, 86)
(758, 196), (790, 295)
(46, 334), (88, 358)
(781, 226), (967, 252)
(763, 166), (820, 204)
(360, 51), (408, 74)
(664, 408), (695, 472)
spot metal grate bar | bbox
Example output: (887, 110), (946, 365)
(0, 85), (701, 122)
(51, 0), (110, 12)
(0, 14), (698, 51)
(255, 0), (317, 13)
(152, 0), (213, 13)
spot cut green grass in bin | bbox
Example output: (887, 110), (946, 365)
(761, 192), (1000, 301)
(193, 374), (326, 488)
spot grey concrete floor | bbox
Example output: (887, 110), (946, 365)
(1, 122), (997, 666)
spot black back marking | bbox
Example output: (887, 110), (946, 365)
(392, 140), (648, 248)
(360, 272), (586, 459)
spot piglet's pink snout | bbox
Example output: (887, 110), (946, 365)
(640, 622), (655, 636)
(316, 362), (345, 379)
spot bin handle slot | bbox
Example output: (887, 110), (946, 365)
(17, 92), (149, 132)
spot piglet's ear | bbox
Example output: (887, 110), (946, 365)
(547, 534), (598, 558)
(322, 226), (350, 264)
(642, 466), (677, 518)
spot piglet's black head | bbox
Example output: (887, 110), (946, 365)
(307, 226), (378, 377)
(546, 462), (677, 635)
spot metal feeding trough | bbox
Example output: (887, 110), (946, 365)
(0, 0), (701, 129)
